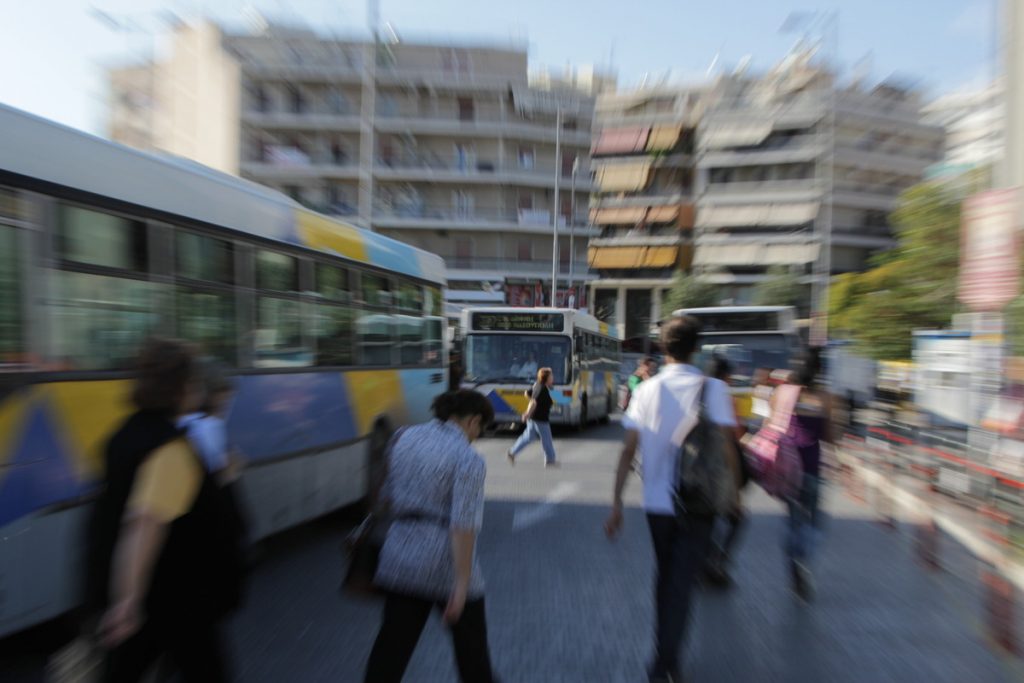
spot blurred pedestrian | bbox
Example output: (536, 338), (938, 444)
(449, 349), (465, 391)
(777, 347), (834, 601)
(703, 356), (748, 588)
(506, 367), (559, 467)
(622, 356), (657, 410)
(364, 390), (497, 683)
(605, 317), (739, 683)
(85, 338), (245, 682)
(178, 360), (239, 481)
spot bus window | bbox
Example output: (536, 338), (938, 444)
(0, 225), (22, 368)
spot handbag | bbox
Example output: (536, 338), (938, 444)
(340, 427), (407, 598)
(744, 383), (803, 499)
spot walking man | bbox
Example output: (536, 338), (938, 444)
(605, 316), (738, 683)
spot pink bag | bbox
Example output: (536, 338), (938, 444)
(744, 384), (803, 499)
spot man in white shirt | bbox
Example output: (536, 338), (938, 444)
(605, 315), (738, 683)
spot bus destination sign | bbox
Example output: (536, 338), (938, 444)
(471, 312), (564, 332)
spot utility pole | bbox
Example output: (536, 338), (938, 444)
(568, 155), (579, 307)
(358, 0), (380, 227)
(550, 107), (562, 307)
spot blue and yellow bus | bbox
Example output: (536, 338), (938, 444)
(461, 307), (620, 428)
(0, 104), (448, 636)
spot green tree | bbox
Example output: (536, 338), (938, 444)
(830, 181), (964, 360)
(663, 270), (719, 313)
(752, 266), (808, 309)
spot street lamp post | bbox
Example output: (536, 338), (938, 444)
(568, 155), (578, 308)
(550, 107), (562, 307)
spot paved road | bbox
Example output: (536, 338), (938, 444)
(3, 419), (1018, 682)
(229, 420), (1015, 682)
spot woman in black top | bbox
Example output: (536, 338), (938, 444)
(506, 367), (559, 467)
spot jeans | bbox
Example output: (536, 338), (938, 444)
(785, 473), (822, 564)
(364, 592), (495, 683)
(509, 420), (557, 464)
(646, 513), (714, 679)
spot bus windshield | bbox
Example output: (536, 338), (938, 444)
(696, 333), (793, 386)
(464, 334), (572, 385)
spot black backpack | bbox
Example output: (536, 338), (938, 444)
(673, 380), (734, 518)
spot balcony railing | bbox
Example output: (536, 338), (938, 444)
(374, 204), (590, 227)
(444, 257), (591, 275)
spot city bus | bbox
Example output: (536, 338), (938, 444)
(0, 104), (448, 636)
(671, 306), (800, 421)
(461, 307), (620, 428)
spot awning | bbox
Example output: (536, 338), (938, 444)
(696, 203), (819, 229)
(701, 122), (772, 149)
(592, 127), (650, 155)
(591, 207), (647, 225)
(597, 162), (652, 193)
(588, 245), (680, 269)
(646, 125), (683, 152)
(693, 243), (820, 267)
(646, 205), (679, 223)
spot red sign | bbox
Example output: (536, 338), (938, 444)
(959, 189), (1020, 312)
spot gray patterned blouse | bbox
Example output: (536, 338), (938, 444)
(374, 419), (487, 601)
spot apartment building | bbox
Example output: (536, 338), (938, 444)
(693, 52), (943, 310)
(107, 21), (597, 307)
(921, 81), (1003, 172)
(587, 87), (706, 342)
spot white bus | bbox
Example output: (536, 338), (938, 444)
(0, 104), (448, 636)
(672, 306), (800, 419)
(461, 308), (620, 428)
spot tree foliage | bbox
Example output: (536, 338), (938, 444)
(828, 182), (963, 360)
(751, 266), (808, 309)
(663, 270), (720, 313)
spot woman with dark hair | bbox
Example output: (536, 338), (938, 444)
(85, 338), (245, 682)
(364, 390), (498, 683)
(506, 367), (559, 467)
(776, 347), (833, 601)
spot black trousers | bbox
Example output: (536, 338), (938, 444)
(646, 513), (714, 678)
(364, 592), (495, 683)
(103, 617), (228, 683)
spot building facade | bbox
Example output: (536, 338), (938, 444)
(921, 81), (1003, 173)
(585, 52), (943, 339)
(107, 21), (597, 308)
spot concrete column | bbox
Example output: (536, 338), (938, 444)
(615, 287), (627, 340)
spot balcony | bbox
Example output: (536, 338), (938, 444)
(372, 204), (597, 235)
(373, 114), (592, 147)
(241, 109), (361, 132)
(700, 134), (824, 167)
(240, 159), (361, 181)
(442, 257), (593, 279)
(374, 157), (595, 190)
(588, 234), (683, 248)
(702, 179), (822, 204)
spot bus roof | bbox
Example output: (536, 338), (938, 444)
(673, 305), (795, 316)
(0, 104), (445, 284)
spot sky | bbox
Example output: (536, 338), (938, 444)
(0, 0), (999, 136)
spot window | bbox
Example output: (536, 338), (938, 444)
(316, 263), (351, 302)
(0, 226), (23, 366)
(254, 298), (310, 367)
(518, 192), (533, 211)
(378, 94), (397, 118)
(176, 232), (234, 283)
(518, 147), (535, 170)
(356, 310), (393, 366)
(177, 288), (237, 365)
(517, 239), (532, 261)
(360, 272), (392, 308)
(397, 316), (425, 365)
(396, 281), (423, 312)
(57, 205), (147, 271)
(314, 304), (354, 366)
(458, 97), (474, 121)
(425, 287), (442, 317)
(49, 271), (163, 370)
(453, 191), (473, 218)
(424, 316), (443, 366)
(288, 85), (305, 114)
(326, 88), (347, 114)
(453, 143), (474, 171)
(454, 239), (472, 269)
(562, 152), (576, 178)
(252, 84), (270, 112)
(257, 250), (299, 292)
